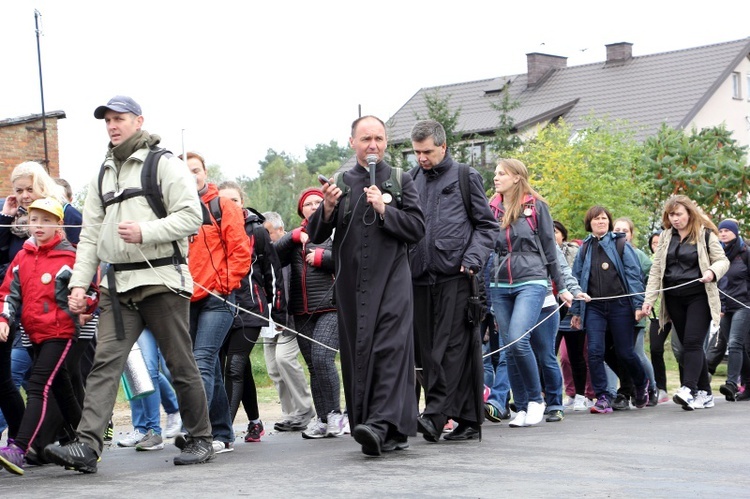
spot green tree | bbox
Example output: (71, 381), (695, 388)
(487, 85), (523, 158)
(414, 89), (472, 164)
(243, 156), (315, 226)
(642, 123), (750, 230)
(518, 117), (648, 244)
(305, 140), (352, 174)
(258, 148), (296, 172)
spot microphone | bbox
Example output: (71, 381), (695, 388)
(367, 154), (378, 186)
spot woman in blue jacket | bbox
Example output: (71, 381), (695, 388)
(571, 206), (649, 414)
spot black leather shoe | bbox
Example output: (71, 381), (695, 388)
(417, 416), (441, 443)
(352, 424), (382, 456)
(443, 425), (480, 441)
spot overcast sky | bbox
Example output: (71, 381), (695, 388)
(2, 1), (749, 193)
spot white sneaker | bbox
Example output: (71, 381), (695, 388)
(573, 394), (588, 411)
(658, 389), (670, 404)
(325, 412), (345, 437)
(164, 412), (182, 438)
(509, 411), (527, 428)
(117, 429), (146, 447)
(301, 419), (328, 439)
(673, 386), (695, 411)
(342, 414), (351, 434)
(563, 397), (575, 411)
(694, 390), (714, 409)
(525, 401), (546, 425)
(212, 440), (234, 454)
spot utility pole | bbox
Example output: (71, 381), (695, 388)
(34, 9), (49, 172)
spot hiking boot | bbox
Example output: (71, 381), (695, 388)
(103, 420), (114, 443)
(117, 429), (146, 447)
(634, 381), (650, 409)
(612, 393), (631, 410)
(135, 430), (164, 451)
(720, 383), (738, 402)
(174, 438), (214, 466)
(44, 440), (98, 473)
(673, 386), (695, 411)
(245, 421), (265, 443)
(0, 441), (25, 475)
(164, 412), (182, 438)
(590, 395), (613, 414)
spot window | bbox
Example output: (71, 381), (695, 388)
(732, 72), (741, 99)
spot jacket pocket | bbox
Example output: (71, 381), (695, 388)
(432, 237), (464, 275)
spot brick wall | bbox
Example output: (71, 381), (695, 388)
(0, 116), (61, 196)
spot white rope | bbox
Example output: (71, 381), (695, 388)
(133, 246), (340, 353)
(718, 288), (750, 311)
(482, 278), (703, 359)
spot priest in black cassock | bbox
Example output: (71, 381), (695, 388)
(307, 115), (425, 457)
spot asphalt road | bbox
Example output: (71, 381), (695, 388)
(2, 398), (747, 498)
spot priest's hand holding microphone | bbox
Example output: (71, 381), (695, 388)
(318, 154), (386, 221)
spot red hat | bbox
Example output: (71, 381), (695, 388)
(297, 187), (324, 219)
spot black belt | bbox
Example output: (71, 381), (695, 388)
(106, 264), (126, 341)
(112, 256), (185, 272)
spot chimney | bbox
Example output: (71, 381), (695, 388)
(526, 53), (567, 87)
(605, 42), (633, 63)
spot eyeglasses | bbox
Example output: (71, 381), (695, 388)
(302, 200), (321, 208)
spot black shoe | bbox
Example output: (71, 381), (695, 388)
(545, 410), (564, 422)
(352, 425), (382, 457)
(443, 424), (480, 441)
(720, 383), (738, 401)
(416, 415), (441, 443)
(174, 433), (188, 450)
(612, 394), (631, 411)
(381, 435), (409, 452)
(44, 440), (98, 474)
(647, 389), (659, 407)
(173, 438), (214, 466)
(274, 420), (293, 432)
(103, 419), (114, 443)
(484, 403), (509, 423)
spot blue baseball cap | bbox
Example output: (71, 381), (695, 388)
(94, 95), (142, 119)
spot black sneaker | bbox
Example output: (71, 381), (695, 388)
(103, 420), (114, 443)
(173, 438), (214, 466)
(44, 440), (98, 474)
(612, 394), (631, 411)
(720, 383), (738, 401)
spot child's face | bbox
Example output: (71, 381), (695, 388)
(28, 209), (61, 245)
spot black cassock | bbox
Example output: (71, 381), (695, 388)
(307, 162), (425, 439)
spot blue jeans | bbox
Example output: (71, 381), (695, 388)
(722, 308), (750, 385)
(482, 338), (510, 413)
(190, 293), (236, 442)
(130, 329), (180, 434)
(531, 304), (563, 412)
(586, 298), (646, 398)
(491, 284), (547, 411)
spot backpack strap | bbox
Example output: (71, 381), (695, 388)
(381, 167), (404, 209)
(98, 147), (185, 266)
(333, 171), (352, 225)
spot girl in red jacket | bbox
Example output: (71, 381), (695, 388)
(0, 198), (97, 475)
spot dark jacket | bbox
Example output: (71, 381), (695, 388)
(409, 154), (499, 285)
(275, 220), (335, 315)
(232, 208), (287, 329)
(571, 231), (645, 326)
(718, 239), (750, 313)
(489, 195), (566, 293)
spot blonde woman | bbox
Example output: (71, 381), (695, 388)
(642, 195), (729, 410)
(488, 159), (573, 427)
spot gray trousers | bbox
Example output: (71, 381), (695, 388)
(264, 331), (314, 423)
(77, 287), (211, 454)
